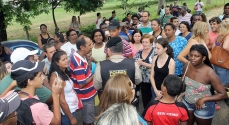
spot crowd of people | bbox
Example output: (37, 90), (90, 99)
(0, 1), (229, 125)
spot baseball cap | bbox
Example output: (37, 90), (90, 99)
(10, 48), (38, 64)
(106, 37), (123, 48)
(11, 60), (45, 82)
(0, 91), (21, 123)
(108, 19), (120, 30)
(178, 6), (187, 10)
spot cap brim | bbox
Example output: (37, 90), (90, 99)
(6, 91), (21, 116)
(32, 61), (45, 73)
(107, 26), (118, 30)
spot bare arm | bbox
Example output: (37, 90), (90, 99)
(168, 58), (175, 74)
(0, 80), (17, 98)
(223, 35), (229, 53)
(4, 46), (12, 54)
(150, 56), (157, 91)
(180, 121), (187, 125)
(177, 39), (195, 64)
(37, 35), (43, 49)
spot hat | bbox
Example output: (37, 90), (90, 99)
(108, 19), (120, 30)
(106, 37), (123, 48)
(11, 48), (38, 64)
(0, 91), (21, 123)
(11, 60), (45, 82)
(178, 6), (187, 10)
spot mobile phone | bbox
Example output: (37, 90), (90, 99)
(55, 72), (58, 85)
(105, 31), (109, 36)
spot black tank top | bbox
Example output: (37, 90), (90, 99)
(154, 56), (171, 90)
(0, 46), (11, 62)
(40, 33), (50, 45)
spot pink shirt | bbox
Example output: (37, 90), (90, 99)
(209, 31), (219, 46)
(130, 42), (143, 57)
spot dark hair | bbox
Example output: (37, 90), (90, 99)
(97, 13), (101, 17)
(67, 29), (77, 38)
(76, 36), (87, 50)
(222, 15), (229, 20)
(131, 29), (143, 44)
(200, 13), (207, 22)
(170, 17), (178, 23)
(11, 72), (39, 88)
(47, 38), (55, 44)
(55, 32), (65, 43)
(179, 21), (191, 32)
(151, 18), (162, 26)
(103, 19), (110, 23)
(190, 14), (200, 24)
(156, 38), (174, 58)
(112, 10), (115, 14)
(164, 23), (176, 30)
(71, 16), (76, 22)
(190, 44), (213, 69)
(48, 51), (69, 81)
(91, 29), (105, 43)
(131, 14), (140, 20)
(224, 3), (229, 9)
(40, 24), (47, 29)
(43, 42), (55, 52)
(143, 11), (150, 16)
(209, 17), (221, 24)
(165, 5), (170, 8)
(126, 13), (131, 16)
(183, 3), (187, 6)
(109, 42), (123, 53)
(163, 74), (183, 96)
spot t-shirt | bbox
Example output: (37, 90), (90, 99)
(143, 100), (189, 125)
(208, 31), (219, 47)
(137, 22), (152, 35)
(179, 32), (193, 41)
(178, 13), (192, 25)
(21, 96), (53, 125)
(96, 18), (103, 29)
(130, 42), (143, 57)
(60, 42), (77, 60)
(161, 15), (174, 27)
(92, 43), (106, 62)
(69, 52), (97, 102)
(119, 30), (133, 42)
(195, 2), (204, 11)
(175, 29), (181, 36)
(169, 36), (187, 76)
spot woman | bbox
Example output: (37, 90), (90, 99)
(200, 13), (207, 23)
(48, 51), (79, 125)
(130, 29), (143, 57)
(91, 29), (106, 63)
(212, 20), (229, 105)
(37, 24), (53, 50)
(178, 21), (211, 64)
(54, 32), (66, 51)
(0, 61), (12, 80)
(190, 14), (200, 31)
(182, 44), (227, 125)
(69, 16), (80, 34)
(179, 21), (193, 41)
(150, 38), (175, 100)
(134, 34), (155, 108)
(149, 18), (166, 40)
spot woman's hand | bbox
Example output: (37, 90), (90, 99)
(155, 89), (163, 99)
(70, 118), (78, 125)
(136, 58), (144, 66)
(195, 98), (205, 110)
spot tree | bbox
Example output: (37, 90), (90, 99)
(158, 0), (165, 13)
(0, 0), (49, 42)
(51, 0), (103, 33)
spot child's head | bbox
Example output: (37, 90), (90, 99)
(161, 75), (183, 97)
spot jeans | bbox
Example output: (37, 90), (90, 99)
(151, 87), (156, 100)
(61, 112), (77, 125)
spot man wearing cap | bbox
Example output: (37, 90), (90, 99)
(105, 19), (133, 58)
(0, 48), (52, 105)
(178, 6), (192, 25)
(94, 37), (142, 96)
(42, 42), (56, 73)
(69, 36), (97, 125)
(137, 11), (152, 35)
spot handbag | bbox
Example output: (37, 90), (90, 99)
(194, 5), (198, 10)
(176, 62), (190, 102)
(210, 34), (229, 70)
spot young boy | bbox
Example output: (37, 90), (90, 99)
(143, 75), (189, 125)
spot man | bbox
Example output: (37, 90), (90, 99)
(109, 10), (119, 21)
(143, 75), (189, 125)
(122, 13), (132, 23)
(208, 17), (221, 50)
(137, 11), (152, 34)
(96, 12), (103, 29)
(171, 1), (179, 17)
(194, 0), (204, 14)
(69, 36), (97, 125)
(170, 17), (181, 36)
(105, 19), (133, 58)
(158, 5), (165, 18)
(131, 14), (140, 29)
(60, 29), (78, 60)
(0, 48), (52, 105)
(42, 42), (56, 73)
(161, 6), (174, 27)
(178, 6), (192, 25)
(119, 21), (133, 42)
(94, 36), (142, 94)
(219, 3), (229, 20)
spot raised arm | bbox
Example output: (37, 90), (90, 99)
(177, 39), (195, 64)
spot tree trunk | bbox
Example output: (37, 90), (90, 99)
(24, 26), (30, 40)
(0, 10), (7, 42)
(78, 16), (81, 24)
(52, 3), (59, 33)
(158, 0), (165, 13)
(206, 0), (211, 4)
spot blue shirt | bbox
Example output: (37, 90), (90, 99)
(169, 36), (187, 76)
(179, 32), (193, 41)
(119, 30), (133, 42)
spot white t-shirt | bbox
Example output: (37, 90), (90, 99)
(60, 42), (77, 60)
(96, 18), (103, 29)
(195, 2), (204, 11)
(175, 29), (181, 36)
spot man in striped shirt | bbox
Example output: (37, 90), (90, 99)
(69, 36), (97, 125)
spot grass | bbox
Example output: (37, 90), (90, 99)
(6, 0), (227, 42)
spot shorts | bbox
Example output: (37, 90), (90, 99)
(82, 99), (95, 123)
(61, 112), (77, 125)
(182, 98), (215, 119)
(214, 65), (229, 86)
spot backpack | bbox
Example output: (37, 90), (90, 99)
(15, 90), (41, 125)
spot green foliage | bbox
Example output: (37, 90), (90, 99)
(81, 24), (96, 37)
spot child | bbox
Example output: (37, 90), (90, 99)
(143, 75), (189, 125)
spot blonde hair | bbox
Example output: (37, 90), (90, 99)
(97, 103), (140, 125)
(219, 20), (229, 41)
(141, 34), (155, 43)
(191, 21), (208, 42)
(98, 74), (134, 116)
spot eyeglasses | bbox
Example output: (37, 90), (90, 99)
(132, 84), (136, 90)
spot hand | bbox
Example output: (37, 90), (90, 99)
(136, 58), (143, 66)
(195, 98), (205, 110)
(155, 90), (163, 98)
(52, 77), (63, 95)
(70, 118), (78, 125)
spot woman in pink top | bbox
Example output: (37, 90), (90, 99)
(130, 29), (143, 57)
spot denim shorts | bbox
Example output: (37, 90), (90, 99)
(214, 65), (229, 86)
(61, 112), (77, 125)
(182, 98), (215, 119)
